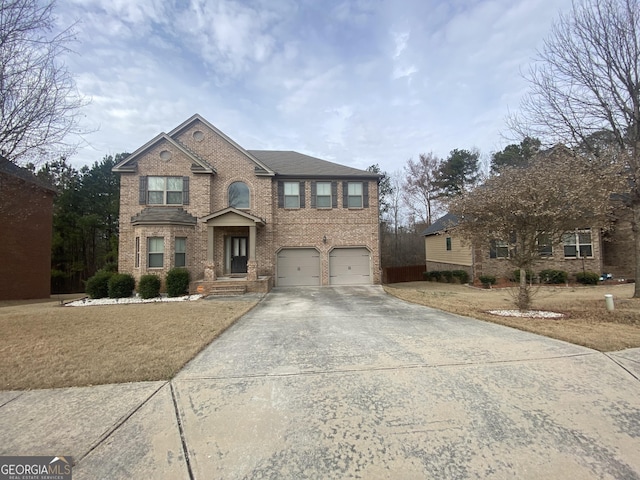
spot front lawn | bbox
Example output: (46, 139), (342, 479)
(0, 297), (257, 390)
(385, 282), (640, 352)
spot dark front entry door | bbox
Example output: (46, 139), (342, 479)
(230, 237), (248, 274)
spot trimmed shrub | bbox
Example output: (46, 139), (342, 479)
(425, 271), (442, 282)
(166, 268), (190, 297)
(539, 269), (568, 284)
(511, 269), (534, 283)
(479, 275), (496, 286)
(85, 270), (114, 299)
(108, 273), (136, 298)
(451, 270), (470, 284)
(138, 274), (161, 299)
(576, 271), (599, 285)
(441, 270), (454, 283)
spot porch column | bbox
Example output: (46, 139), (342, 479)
(247, 225), (257, 281)
(204, 225), (216, 281)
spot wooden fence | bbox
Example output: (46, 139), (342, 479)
(382, 264), (426, 284)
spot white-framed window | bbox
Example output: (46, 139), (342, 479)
(490, 240), (509, 259)
(563, 229), (593, 258)
(228, 182), (250, 209)
(284, 182), (300, 208)
(148, 176), (183, 205)
(135, 237), (140, 268)
(175, 237), (186, 267)
(316, 182), (331, 208)
(347, 182), (363, 208)
(148, 237), (164, 268)
(537, 233), (553, 257)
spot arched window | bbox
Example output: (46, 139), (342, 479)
(228, 181), (250, 208)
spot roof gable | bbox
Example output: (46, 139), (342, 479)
(0, 156), (56, 193)
(201, 207), (266, 226)
(113, 133), (215, 174)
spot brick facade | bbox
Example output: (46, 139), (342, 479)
(0, 162), (55, 300)
(115, 115), (380, 288)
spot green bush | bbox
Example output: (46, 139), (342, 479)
(576, 271), (599, 285)
(441, 270), (454, 282)
(479, 275), (496, 286)
(451, 270), (470, 284)
(425, 271), (441, 282)
(108, 273), (136, 298)
(85, 270), (114, 299)
(138, 274), (161, 299)
(166, 268), (190, 297)
(511, 269), (534, 283)
(539, 269), (568, 284)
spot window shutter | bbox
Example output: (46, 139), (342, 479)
(363, 181), (369, 208)
(331, 181), (338, 208)
(139, 176), (147, 205)
(299, 181), (305, 208)
(489, 241), (497, 259)
(277, 181), (284, 208)
(183, 176), (190, 205)
(343, 181), (348, 208)
(310, 182), (317, 208)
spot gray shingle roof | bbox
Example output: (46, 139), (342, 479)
(247, 150), (378, 178)
(422, 213), (460, 236)
(0, 156), (56, 193)
(131, 207), (197, 226)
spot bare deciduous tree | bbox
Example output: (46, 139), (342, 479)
(509, 0), (640, 296)
(450, 147), (619, 310)
(403, 152), (441, 226)
(0, 0), (86, 164)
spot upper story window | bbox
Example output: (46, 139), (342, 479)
(316, 182), (331, 208)
(446, 237), (452, 251)
(347, 182), (363, 208)
(284, 182), (300, 208)
(563, 229), (593, 258)
(144, 176), (187, 205)
(228, 182), (250, 209)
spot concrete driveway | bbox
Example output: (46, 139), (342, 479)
(2, 286), (640, 479)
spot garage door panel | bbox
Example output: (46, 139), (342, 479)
(329, 248), (372, 285)
(277, 248), (320, 286)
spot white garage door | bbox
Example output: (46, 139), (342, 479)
(277, 248), (321, 286)
(329, 247), (372, 285)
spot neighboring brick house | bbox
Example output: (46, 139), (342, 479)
(423, 213), (605, 281)
(113, 114), (380, 292)
(0, 156), (56, 300)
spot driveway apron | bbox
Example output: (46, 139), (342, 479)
(1, 286), (640, 479)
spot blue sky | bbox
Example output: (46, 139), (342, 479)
(58, 0), (573, 174)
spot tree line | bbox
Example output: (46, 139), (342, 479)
(29, 153), (127, 293)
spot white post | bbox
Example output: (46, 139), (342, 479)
(604, 294), (614, 312)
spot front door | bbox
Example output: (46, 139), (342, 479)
(230, 236), (248, 274)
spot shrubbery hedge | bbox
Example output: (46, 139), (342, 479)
(138, 274), (161, 299)
(85, 270), (114, 299)
(576, 271), (599, 285)
(423, 270), (470, 284)
(478, 275), (496, 286)
(108, 273), (136, 298)
(166, 268), (190, 297)
(539, 269), (568, 284)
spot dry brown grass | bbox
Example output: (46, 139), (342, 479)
(385, 282), (640, 352)
(0, 297), (257, 390)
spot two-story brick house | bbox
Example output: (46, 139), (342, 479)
(113, 114), (380, 293)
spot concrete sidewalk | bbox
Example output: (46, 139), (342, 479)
(1, 286), (640, 479)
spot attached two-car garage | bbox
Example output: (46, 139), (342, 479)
(276, 247), (372, 286)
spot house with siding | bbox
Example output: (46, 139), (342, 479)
(0, 156), (56, 300)
(113, 114), (380, 293)
(423, 213), (608, 281)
